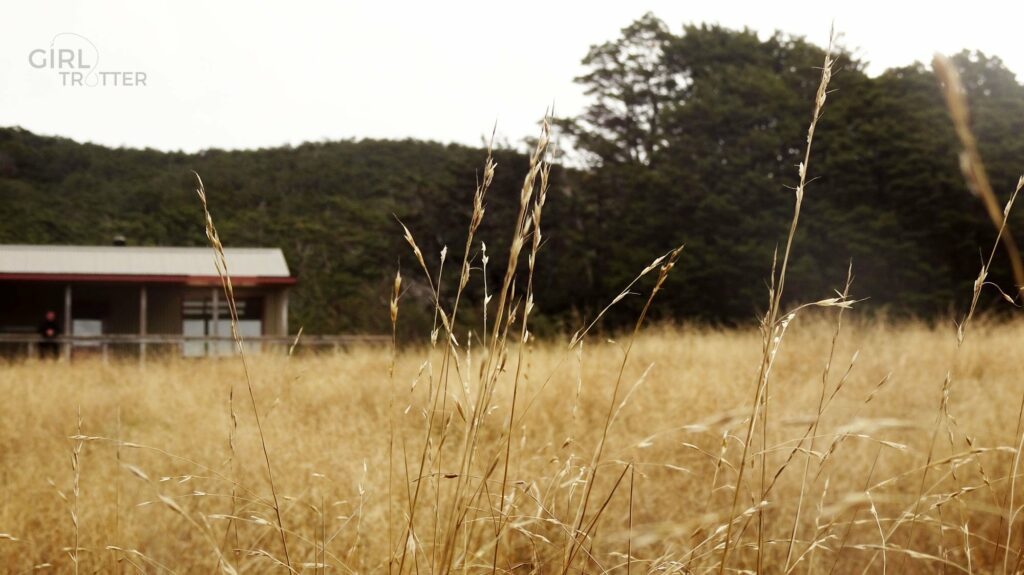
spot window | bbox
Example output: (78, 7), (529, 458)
(72, 319), (103, 348)
(181, 297), (262, 356)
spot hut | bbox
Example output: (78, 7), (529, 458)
(0, 244), (294, 357)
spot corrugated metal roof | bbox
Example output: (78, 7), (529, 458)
(0, 245), (291, 278)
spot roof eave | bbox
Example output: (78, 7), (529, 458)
(0, 273), (297, 286)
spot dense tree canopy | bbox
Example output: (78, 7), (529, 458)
(2, 15), (1022, 335)
(557, 15), (1024, 325)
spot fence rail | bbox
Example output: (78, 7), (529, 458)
(0, 333), (390, 362)
(0, 333), (389, 345)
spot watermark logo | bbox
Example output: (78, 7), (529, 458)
(28, 33), (147, 87)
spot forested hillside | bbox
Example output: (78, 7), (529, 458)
(0, 132), (576, 335)
(2, 15), (1023, 335)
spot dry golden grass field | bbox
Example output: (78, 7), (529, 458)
(4, 40), (1024, 575)
(3, 317), (1024, 574)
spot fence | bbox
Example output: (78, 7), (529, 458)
(0, 333), (390, 363)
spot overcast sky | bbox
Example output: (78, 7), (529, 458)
(2, 0), (1022, 153)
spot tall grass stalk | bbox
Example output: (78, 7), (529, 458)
(719, 29), (836, 574)
(888, 55), (1024, 572)
(195, 172), (293, 570)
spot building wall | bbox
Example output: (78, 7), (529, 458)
(147, 285), (183, 334)
(0, 282), (66, 332)
(262, 287), (289, 336)
(69, 283), (142, 334)
(0, 281), (160, 335)
(1, 281), (289, 338)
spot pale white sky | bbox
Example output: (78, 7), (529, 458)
(1, 0), (1022, 152)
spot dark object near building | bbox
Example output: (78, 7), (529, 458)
(38, 310), (60, 358)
